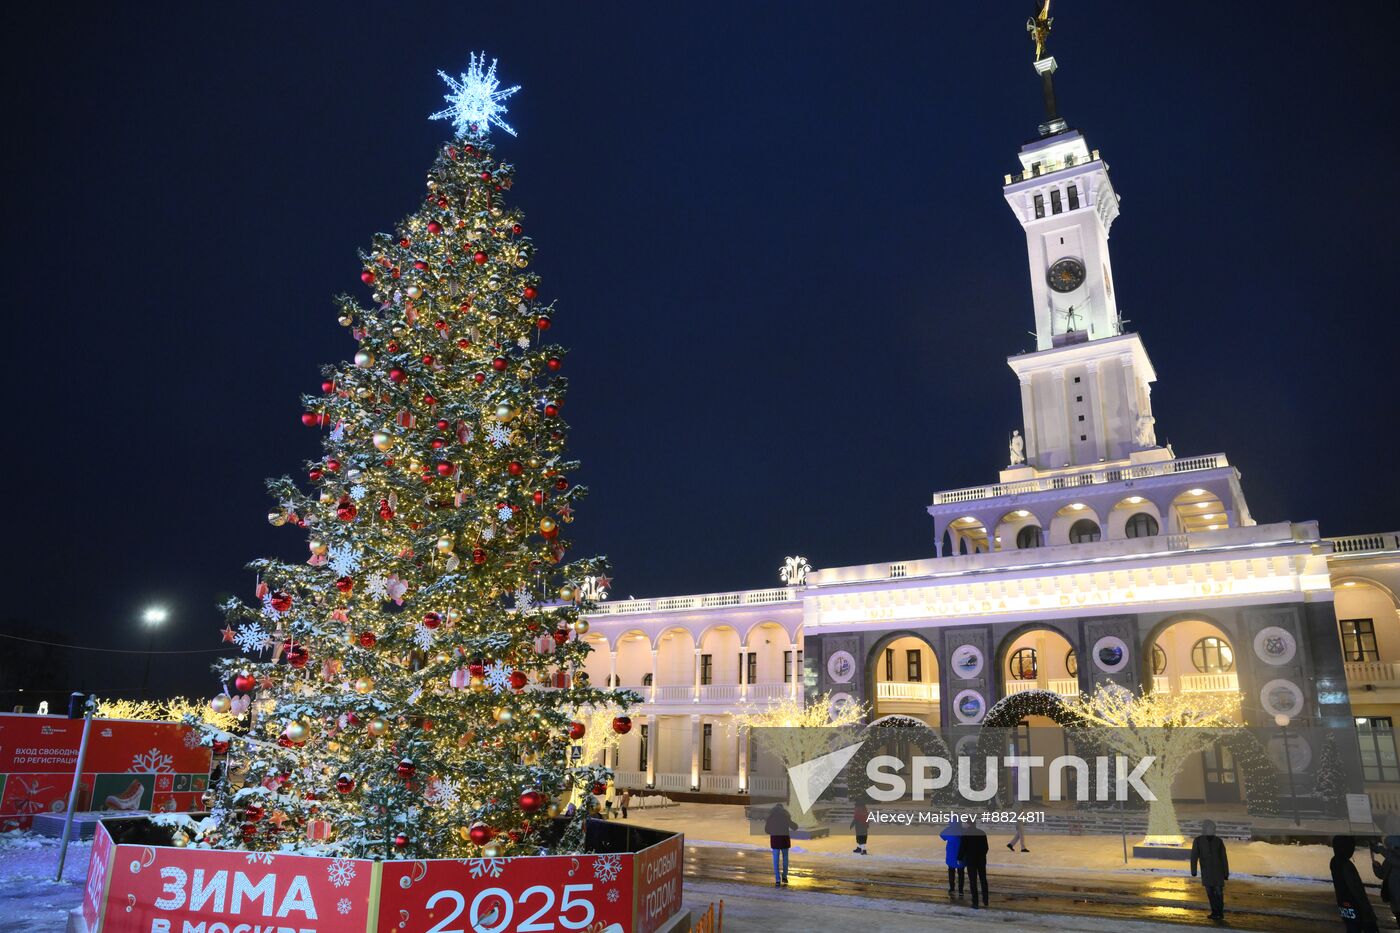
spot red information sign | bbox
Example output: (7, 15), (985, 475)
(378, 853), (633, 933)
(0, 714), (212, 829)
(632, 835), (683, 933)
(102, 842), (375, 933)
(83, 821), (116, 932)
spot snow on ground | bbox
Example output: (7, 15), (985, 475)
(683, 879), (1192, 932)
(635, 803), (1352, 886)
(0, 830), (89, 933)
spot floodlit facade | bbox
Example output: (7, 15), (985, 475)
(579, 44), (1400, 814)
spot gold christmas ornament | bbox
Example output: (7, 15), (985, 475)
(338, 314), (354, 327)
(546, 802), (561, 818)
(493, 707), (512, 724)
(483, 843), (503, 858)
(309, 539), (329, 555)
(372, 431), (394, 452)
(354, 677), (375, 695)
(267, 510), (287, 527)
(172, 834), (188, 848)
(446, 608), (463, 624)
(354, 349), (375, 368)
(368, 716), (389, 737)
(493, 403), (518, 422)
(539, 517), (557, 536)
(435, 536), (454, 554)
(285, 721), (310, 743)
(557, 585), (576, 602)
(571, 619), (590, 636)
(406, 285), (423, 300)
(210, 694), (232, 714)
(470, 676), (486, 693)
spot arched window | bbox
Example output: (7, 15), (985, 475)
(1125, 512), (1160, 539)
(1191, 636), (1235, 673)
(1065, 649), (1078, 677)
(1152, 643), (1168, 675)
(642, 673), (653, 687)
(1069, 519), (1102, 543)
(1009, 647), (1038, 681)
(1016, 525), (1044, 549)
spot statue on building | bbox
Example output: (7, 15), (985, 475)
(1027, 0), (1053, 61)
(779, 556), (812, 586)
(1009, 429), (1026, 465)
(1134, 414), (1157, 448)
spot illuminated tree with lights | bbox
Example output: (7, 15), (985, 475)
(197, 54), (632, 859)
(1070, 685), (1241, 845)
(735, 693), (867, 827)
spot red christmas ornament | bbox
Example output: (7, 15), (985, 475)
(567, 721), (586, 741)
(422, 354), (435, 366)
(591, 782), (607, 796)
(390, 267), (401, 279)
(424, 394), (438, 406)
(532, 490), (544, 505)
(283, 643), (309, 668)
(308, 467), (324, 482)
(335, 576), (354, 593)
(422, 612), (442, 630)
(400, 237), (411, 247)
(245, 805), (265, 822)
(518, 791), (546, 814)
(480, 171), (492, 181)
(431, 438), (447, 450)
(508, 670), (528, 690)
(233, 673), (256, 693)
(511, 223), (523, 235)
(210, 739), (230, 756)
(536, 315), (552, 330)
(336, 498), (358, 521)
(389, 368), (407, 384)
(555, 478), (570, 491)
(360, 271), (376, 285)
(546, 357), (561, 372)
(468, 823), (494, 845)
(300, 412), (323, 427)
(321, 380), (336, 393)
(468, 662), (486, 678)
(394, 832), (409, 848)
(522, 286), (538, 300)
(472, 548), (487, 565)
(553, 629), (569, 645)
(378, 499), (395, 521)
(491, 357), (508, 371)
(270, 591), (294, 613)
(611, 715), (633, 735)
(544, 403), (560, 417)
(507, 461), (523, 476)
(473, 251), (488, 265)
(357, 632), (377, 648)
(473, 373), (486, 384)
(336, 775), (355, 794)
(396, 758), (417, 778)
(240, 823), (257, 839)
(457, 338), (471, 349)
(427, 221), (442, 235)
(436, 462), (455, 477)
(325, 459), (340, 472)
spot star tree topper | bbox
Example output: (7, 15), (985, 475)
(430, 52), (521, 138)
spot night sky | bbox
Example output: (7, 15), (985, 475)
(3, 2), (1397, 702)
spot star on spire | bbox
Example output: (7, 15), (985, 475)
(429, 52), (521, 138)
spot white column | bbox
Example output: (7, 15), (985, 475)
(649, 650), (659, 703)
(1018, 374), (1038, 466)
(608, 651), (617, 689)
(737, 722), (749, 793)
(789, 643), (801, 699)
(739, 646), (748, 701)
(1084, 359), (1105, 461)
(1052, 370), (1069, 468)
(693, 646), (702, 702)
(644, 714), (656, 787)
(690, 714), (702, 790)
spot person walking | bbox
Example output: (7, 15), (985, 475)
(1370, 836), (1400, 928)
(765, 803), (798, 887)
(1331, 835), (1379, 932)
(851, 799), (871, 855)
(619, 790), (632, 820)
(1006, 762), (1029, 853)
(959, 816), (990, 909)
(1189, 819), (1230, 922)
(940, 815), (965, 899)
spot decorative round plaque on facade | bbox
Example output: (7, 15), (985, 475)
(953, 690), (986, 724)
(828, 692), (856, 717)
(951, 644), (984, 680)
(1260, 679), (1305, 721)
(1267, 733), (1313, 773)
(1253, 626), (1297, 666)
(826, 650), (856, 684)
(1092, 636), (1130, 674)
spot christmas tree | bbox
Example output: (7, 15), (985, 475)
(198, 54), (632, 859)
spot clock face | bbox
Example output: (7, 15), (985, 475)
(1047, 257), (1086, 293)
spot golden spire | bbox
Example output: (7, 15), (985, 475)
(1027, 0), (1053, 62)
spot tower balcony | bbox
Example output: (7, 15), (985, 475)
(931, 453), (1230, 506)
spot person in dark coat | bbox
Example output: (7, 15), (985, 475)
(851, 799), (871, 855)
(940, 815), (965, 898)
(1190, 819), (1229, 921)
(1369, 835), (1400, 928)
(958, 816), (990, 909)
(764, 803), (798, 887)
(1332, 835), (1379, 932)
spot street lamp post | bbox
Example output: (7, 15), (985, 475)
(1275, 713), (1302, 827)
(140, 607), (168, 699)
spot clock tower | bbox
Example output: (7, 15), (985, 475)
(1001, 15), (1162, 471)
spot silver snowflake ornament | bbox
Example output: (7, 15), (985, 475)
(327, 544), (362, 577)
(233, 623), (270, 655)
(349, 485), (367, 501)
(483, 661), (516, 694)
(512, 588), (534, 612)
(486, 424), (512, 448)
(496, 504), (514, 522)
(412, 623), (436, 651)
(429, 52), (521, 138)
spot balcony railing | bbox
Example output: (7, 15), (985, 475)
(700, 684), (740, 703)
(1346, 662), (1400, 688)
(587, 587), (797, 617)
(655, 773), (690, 792)
(652, 685), (694, 703)
(1181, 672), (1239, 694)
(748, 683), (789, 700)
(642, 683), (795, 706)
(749, 775), (784, 795)
(1328, 532), (1400, 556)
(612, 770), (647, 790)
(931, 454), (1229, 506)
(876, 682), (940, 702)
(700, 774), (738, 793)
(1004, 679), (1079, 698)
